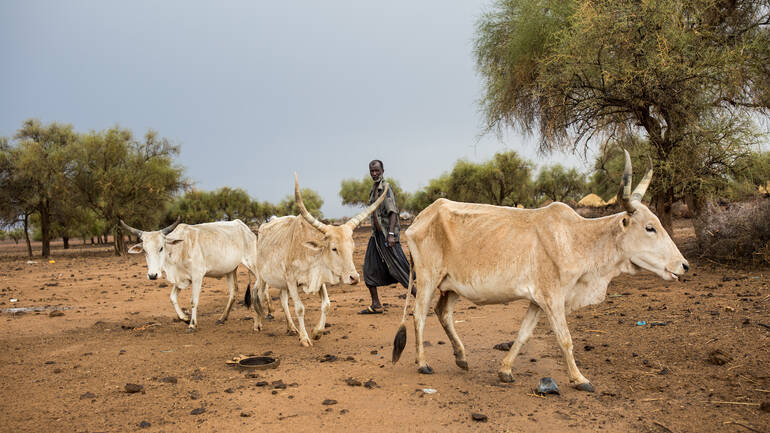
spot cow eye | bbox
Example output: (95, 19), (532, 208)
(331, 247), (338, 253)
(645, 225), (656, 233)
(159, 246), (164, 252)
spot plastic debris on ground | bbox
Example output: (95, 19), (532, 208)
(536, 377), (560, 395)
(636, 321), (647, 326)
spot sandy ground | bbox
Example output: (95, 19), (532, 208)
(1, 220), (769, 433)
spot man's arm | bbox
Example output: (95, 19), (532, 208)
(387, 212), (397, 247)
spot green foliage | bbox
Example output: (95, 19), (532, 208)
(475, 0), (770, 231)
(406, 175), (449, 214)
(71, 126), (185, 253)
(7, 227), (24, 244)
(406, 151), (534, 213)
(167, 187), (276, 225)
(447, 151), (533, 207)
(339, 176), (410, 210)
(534, 164), (587, 203)
(278, 188), (324, 218)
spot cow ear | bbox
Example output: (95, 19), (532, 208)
(303, 240), (323, 251)
(165, 238), (184, 245)
(127, 244), (144, 254)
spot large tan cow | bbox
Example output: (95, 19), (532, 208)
(121, 219), (259, 332)
(392, 151), (689, 392)
(246, 174), (388, 346)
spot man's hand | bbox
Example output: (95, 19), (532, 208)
(387, 234), (396, 247)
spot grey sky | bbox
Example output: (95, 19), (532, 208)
(1, 1), (590, 218)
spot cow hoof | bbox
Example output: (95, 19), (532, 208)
(455, 359), (469, 370)
(417, 365), (434, 375)
(286, 328), (298, 336)
(311, 331), (322, 340)
(254, 325), (263, 332)
(215, 319), (225, 325)
(300, 338), (312, 347)
(498, 372), (515, 383)
(574, 382), (595, 393)
(186, 327), (196, 333)
(266, 313), (274, 321)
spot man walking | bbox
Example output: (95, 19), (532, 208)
(360, 159), (411, 314)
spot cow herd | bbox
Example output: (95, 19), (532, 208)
(121, 153), (689, 393)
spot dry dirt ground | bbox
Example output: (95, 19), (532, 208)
(1, 220), (769, 433)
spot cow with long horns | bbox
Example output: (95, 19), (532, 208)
(121, 218), (260, 332)
(392, 150), (689, 392)
(245, 173), (389, 346)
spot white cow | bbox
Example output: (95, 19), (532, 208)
(121, 218), (260, 332)
(392, 151), (689, 392)
(245, 174), (388, 346)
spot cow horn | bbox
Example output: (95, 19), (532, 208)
(160, 218), (181, 235)
(617, 149), (636, 214)
(295, 173), (328, 234)
(119, 219), (144, 239)
(346, 184), (390, 229)
(631, 157), (653, 203)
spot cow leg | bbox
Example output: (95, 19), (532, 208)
(251, 276), (266, 332)
(435, 291), (467, 370)
(498, 301), (541, 383)
(217, 271), (237, 325)
(311, 284), (330, 340)
(287, 282), (312, 347)
(170, 285), (190, 323)
(261, 286), (275, 320)
(413, 283), (437, 374)
(280, 288), (299, 335)
(542, 302), (593, 392)
(187, 277), (203, 332)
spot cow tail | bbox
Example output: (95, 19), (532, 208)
(244, 283), (252, 308)
(392, 254), (414, 364)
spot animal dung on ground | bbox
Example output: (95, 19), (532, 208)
(344, 377), (362, 387)
(493, 341), (514, 351)
(536, 377), (560, 396)
(706, 349), (732, 366)
(237, 356), (280, 370)
(322, 399), (338, 405)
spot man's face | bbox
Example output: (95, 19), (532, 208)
(369, 162), (383, 180)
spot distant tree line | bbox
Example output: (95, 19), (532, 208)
(0, 119), (323, 257)
(340, 148), (770, 215)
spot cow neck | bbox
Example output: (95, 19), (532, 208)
(571, 212), (629, 280)
(290, 217), (334, 293)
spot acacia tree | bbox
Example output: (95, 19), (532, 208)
(447, 151), (533, 207)
(71, 127), (185, 255)
(534, 164), (588, 203)
(278, 188), (324, 218)
(406, 175), (449, 214)
(10, 120), (79, 257)
(476, 0), (770, 233)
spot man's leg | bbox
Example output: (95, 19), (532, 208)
(366, 284), (382, 311)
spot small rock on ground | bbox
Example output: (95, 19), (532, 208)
(322, 399), (338, 405)
(345, 378), (362, 387)
(190, 407), (205, 415)
(124, 383), (144, 394)
(471, 413), (488, 422)
(49, 310), (64, 317)
(138, 421), (151, 428)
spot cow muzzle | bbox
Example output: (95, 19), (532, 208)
(345, 273), (360, 285)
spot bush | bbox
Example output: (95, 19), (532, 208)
(694, 198), (770, 264)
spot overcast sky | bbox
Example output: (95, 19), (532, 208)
(1, 1), (590, 217)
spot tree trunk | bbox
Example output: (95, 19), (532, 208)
(653, 188), (674, 236)
(23, 214), (32, 258)
(113, 226), (126, 256)
(91, 237), (95, 245)
(40, 202), (51, 257)
(63, 237), (69, 249)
